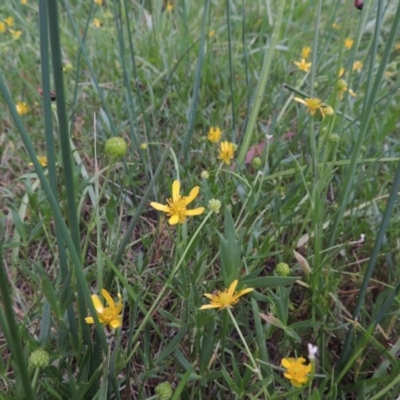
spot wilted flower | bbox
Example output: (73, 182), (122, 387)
(308, 344), (318, 360)
(207, 126), (221, 142)
(281, 357), (312, 387)
(352, 61), (363, 72)
(85, 289), (123, 329)
(199, 280), (253, 311)
(150, 180), (205, 225)
(218, 141), (235, 165)
(301, 46), (311, 59)
(10, 29), (22, 40)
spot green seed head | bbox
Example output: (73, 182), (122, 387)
(251, 157), (262, 168)
(105, 137), (127, 157)
(208, 199), (221, 214)
(275, 262), (290, 277)
(29, 348), (50, 368)
(155, 382), (173, 400)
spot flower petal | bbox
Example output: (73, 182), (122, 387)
(101, 289), (116, 309)
(150, 202), (170, 212)
(183, 186), (200, 205)
(168, 214), (180, 225)
(203, 293), (216, 300)
(110, 316), (122, 329)
(85, 317), (94, 324)
(199, 304), (221, 310)
(228, 280), (238, 297)
(293, 97), (306, 105)
(91, 295), (104, 313)
(185, 207), (205, 216)
(172, 180), (181, 202)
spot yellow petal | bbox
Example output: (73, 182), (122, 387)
(293, 97), (306, 105)
(228, 280), (238, 297)
(168, 214), (180, 225)
(199, 304), (221, 310)
(150, 202), (171, 212)
(185, 207), (205, 216)
(172, 180), (181, 202)
(183, 186), (200, 205)
(281, 358), (294, 368)
(110, 316), (122, 329)
(203, 293), (215, 300)
(91, 295), (104, 313)
(237, 288), (254, 296)
(85, 317), (94, 324)
(101, 289), (115, 308)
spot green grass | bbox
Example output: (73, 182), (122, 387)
(1, 0), (400, 399)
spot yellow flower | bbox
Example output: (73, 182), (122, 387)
(344, 38), (354, 50)
(16, 101), (29, 115)
(353, 61), (363, 72)
(5, 17), (14, 27)
(28, 156), (48, 167)
(338, 67), (345, 78)
(301, 46), (311, 59)
(92, 18), (102, 28)
(208, 30), (215, 38)
(207, 126), (221, 142)
(94, 0), (103, 4)
(199, 280), (254, 311)
(150, 180), (205, 225)
(281, 357), (312, 387)
(10, 29), (22, 40)
(332, 22), (340, 30)
(21, 0), (28, 4)
(321, 105), (334, 117)
(294, 58), (312, 72)
(294, 97), (324, 116)
(0, 22), (6, 33)
(166, 2), (174, 12)
(337, 79), (356, 100)
(218, 141), (235, 165)
(85, 289), (123, 329)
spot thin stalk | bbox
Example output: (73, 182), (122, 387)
(226, 0), (236, 141)
(237, 0), (286, 165)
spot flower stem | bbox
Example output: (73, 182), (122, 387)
(227, 308), (269, 399)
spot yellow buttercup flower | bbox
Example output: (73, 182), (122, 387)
(208, 30), (215, 38)
(92, 18), (102, 28)
(281, 357), (312, 387)
(5, 17), (14, 27)
(16, 101), (29, 115)
(150, 180), (205, 225)
(199, 280), (254, 311)
(301, 46), (311, 59)
(0, 22), (6, 33)
(344, 38), (354, 50)
(28, 156), (48, 167)
(10, 29), (22, 40)
(294, 97), (323, 116)
(94, 0), (103, 4)
(218, 141), (235, 165)
(166, 2), (174, 12)
(85, 289), (123, 329)
(294, 58), (311, 72)
(332, 22), (340, 30)
(353, 61), (363, 72)
(207, 126), (221, 142)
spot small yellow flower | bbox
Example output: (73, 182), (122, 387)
(10, 29), (22, 40)
(218, 141), (235, 165)
(208, 30), (215, 38)
(207, 126), (221, 142)
(395, 43), (400, 51)
(199, 280), (254, 311)
(332, 22), (340, 30)
(321, 105), (334, 117)
(338, 67), (345, 78)
(150, 180), (205, 225)
(92, 18), (102, 28)
(28, 156), (48, 167)
(16, 101), (29, 115)
(344, 38), (354, 50)
(166, 2), (174, 12)
(85, 289), (123, 329)
(281, 357), (312, 387)
(0, 22), (6, 33)
(94, 0), (103, 4)
(294, 58), (312, 72)
(21, 0), (28, 4)
(301, 46), (311, 59)
(294, 97), (324, 116)
(353, 61), (363, 72)
(5, 17), (14, 27)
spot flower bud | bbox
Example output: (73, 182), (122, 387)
(251, 157), (262, 168)
(208, 199), (221, 214)
(155, 382), (173, 400)
(200, 170), (209, 180)
(275, 262), (290, 277)
(29, 348), (50, 368)
(328, 133), (340, 143)
(105, 137), (127, 157)
(140, 143), (148, 150)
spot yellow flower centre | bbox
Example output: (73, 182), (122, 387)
(167, 197), (187, 218)
(217, 292), (232, 306)
(101, 308), (116, 323)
